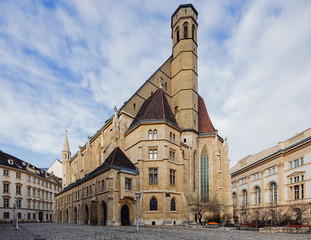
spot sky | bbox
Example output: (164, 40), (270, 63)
(0, 0), (310, 169)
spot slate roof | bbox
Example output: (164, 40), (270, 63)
(128, 88), (178, 130)
(198, 95), (215, 134)
(0, 150), (57, 179)
(58, 147), (138, 195)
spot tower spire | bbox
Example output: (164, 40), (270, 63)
(62, 130), (70, 153)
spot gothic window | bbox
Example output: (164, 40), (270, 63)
(192, 24), (195, 40)
(173, 134), (175, 143)
(170, 198), (176, 211)
(232, 192), (237, 207)
(149, 168), (158, 184)
(269, 182), (277, 202)
(148, 130), (153, 139)
(242, 190), (248, 206)
(254, 187), (261, 205)
(200, 147), (209, 198)
(183, 23), (188, 38)
(150, 197), (157, 211)
(153, 130), (157, 139)
(176, 27), (180, 43)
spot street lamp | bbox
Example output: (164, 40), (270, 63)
(135, 190), (141, 232)
(14, 195), (19, 230)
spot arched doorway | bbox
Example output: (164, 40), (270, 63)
(39, 212), (43, 222)
(102, 201), (107, 225)
(121, 205), (130, 226)
(84, 204), (89, 224)
(74, 207), (77, 223)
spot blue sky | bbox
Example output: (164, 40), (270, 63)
(0, 0), (310, 168)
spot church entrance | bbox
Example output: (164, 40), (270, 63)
(39, 212), (43, 222)
(121, 205), (130, 226)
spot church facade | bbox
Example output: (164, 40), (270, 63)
(54, 4), (232, 226)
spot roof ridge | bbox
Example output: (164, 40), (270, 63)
(161, 89), (165, 119)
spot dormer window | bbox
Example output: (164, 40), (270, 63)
(7, 159), (13, 165)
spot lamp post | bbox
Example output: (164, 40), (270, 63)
(14, 195), (19, 230)
(135, 190), (140, 232)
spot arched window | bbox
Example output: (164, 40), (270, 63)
(232, 192), (237, 207)
(170, 132), (172, 141)
(176, 27), (180, 43)
(254, 187), (261, 205)
(148, 130), (153, 139)
(242, 190), (248, 206)
(170, 198), (176, 211)
(173, 134), (175, 143)
(153, 130), (157, 139)
(200, 147), (209, 199)
(269, 182), (277, 202)
(183, 23), (188, 38)
(150, 197), (157, 211)
(192, 24), (195, 40)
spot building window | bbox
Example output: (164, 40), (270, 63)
(33, 177), (35, 183)
(170, 169), (176, 185)
(149, 168), (158, 184)
(301, 157), (304, 165)
(290, 161), (293, 169)
(37, 179), (40, 184)
(28, 175), (31, 182)
(148, 130), (153, 139)
(301, 184), (304, 199)
(294, 185), (299, 200)
(170, 151), (175, 162)
(3, 169), (9, 176)
(16, 185), (21, 195)
(192, 24), (195, 40)
(174, 106), (178, 114)
(27, 200), (30, 209)
(176, 27), (180, 43)
(232, 192), (237, 207)
(183, 23), (188, 38)
(125, 178), (132, 190)
(149, 149), (157, 159)
(3, 183), (9, 193)
(33, 189), (35, 198)
(37, 190), (40, 198)
(294, 159), (299, 168)
(4, 212), (9, 219)
(269, 182), (277, 203)
(27, 187), (31, 197)
(165, 82), (167, 90)
(173, 134), (175, 143)
(170, 198), (176, 211)
(28, 213), (31, 220)
(102, 180), (105, 191)
(3, 198), (9, 208)
(242, 190), (248, 206)
(153, 130), (157, 139)
(17, 199), (21, 208)
(150, 197), (157, 211)
(16, 172), (21, 179)
(86, 186), (89, 196)
(133, 103), (136, 111)
(254, 187), (261, 205)
(33, 213), (36, 220)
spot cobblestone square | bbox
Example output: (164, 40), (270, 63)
(1, 223), (311, 240)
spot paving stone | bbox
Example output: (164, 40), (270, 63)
(1, 223), (311, 240)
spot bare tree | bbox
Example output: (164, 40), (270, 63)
(186, 192), (225, 225)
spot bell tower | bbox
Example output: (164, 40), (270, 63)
(171, 4), (198, 132)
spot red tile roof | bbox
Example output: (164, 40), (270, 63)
(129, 88), (178, 129)
(198, 95), (215, 134)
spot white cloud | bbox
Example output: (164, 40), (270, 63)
(0, 0), (310, 168)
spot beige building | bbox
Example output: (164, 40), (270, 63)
(231, 128), (311, 224)
(0, 150), (61, 223)
(55, 4), (232, 226)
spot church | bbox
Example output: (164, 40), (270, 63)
(54, 4), (232, 226)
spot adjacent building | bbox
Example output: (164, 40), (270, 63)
(55, 4), (232, 226)
(0, 150), (62, 223)
(231, 128), (311, 224)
